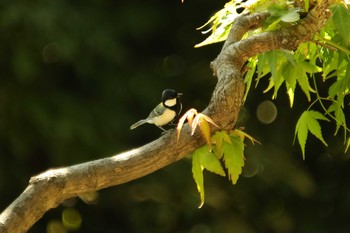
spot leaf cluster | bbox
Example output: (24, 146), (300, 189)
(196, 0), (350, 158)
(177, 108), (218, 148)
(191, 129), (258, 207)
(176, 109), (259, 207)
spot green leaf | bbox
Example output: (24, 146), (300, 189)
(304, 0), (310, 12)
(256, 53), (271, 87)
(295, 110), (330, 159)
(332, 4), (350, 46)
(322, 50), (339, 79)
(328, 62), (350, 107)
(212, 131), (233, 159)
(198, 146), (226, 176)
(328, 102), (346, 135)
(267, 50), (279, 83)
(296, 72), (311, 101)
(192, 146), (226, 208)
(265, 50), (287, 98)
(195, 2), (239, 48)
(280, 9), (300, 23)
(346, 137), (350, 153)
(212, 132), (224, 159)
(192, 150), (205, 208)
(283, 62), (297, 107)
(307, 111), (329, 145)
(296, 61), (321, 102)
(300, 61), (322, 73)
(222, 135), (245, 184)
(249, 0), (286, 13)
(295, 112), (308, 158)
(244, 58), (257, 101)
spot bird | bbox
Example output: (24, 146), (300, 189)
(130, 89), (183, 131)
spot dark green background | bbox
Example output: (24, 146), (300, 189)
(1, 0), (350, 232)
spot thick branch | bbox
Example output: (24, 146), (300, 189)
(0, 0), (336, 232)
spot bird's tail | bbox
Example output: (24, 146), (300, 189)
(130, 119), (148, 130)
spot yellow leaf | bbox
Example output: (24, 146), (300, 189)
(212, 131), (232, 159)
(177, 108), (198, 141)
(199, 118), (211, 149)
(191, 114), (200, 136)
(231, 129), (261, 145)
(221, 131), (232, 144)
(187, 108), (198, 127)
(197, 113), (219, 128)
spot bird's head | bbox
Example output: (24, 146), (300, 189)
(162, 89), (182, 107)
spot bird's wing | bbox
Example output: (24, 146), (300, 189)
(148, 102), (165, 118)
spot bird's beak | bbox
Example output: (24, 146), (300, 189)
(177, 93), (183, 97)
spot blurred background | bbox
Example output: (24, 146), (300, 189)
(1, 0), (350, 232)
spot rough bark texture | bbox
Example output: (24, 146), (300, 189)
(0, 0), (335, 232)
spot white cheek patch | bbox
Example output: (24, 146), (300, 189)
(164, 98), (177, 107)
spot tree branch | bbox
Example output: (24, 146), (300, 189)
(0, 0), (336, 232)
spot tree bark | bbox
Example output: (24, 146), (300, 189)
(0, 0), (335, 232)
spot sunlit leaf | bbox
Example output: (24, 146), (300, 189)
(307, 111), (329, 145)
(178, 109), (218, 148)
(212, 132), (224, 159)
(222, 135), (245, 185)
(212, 131), (232, 159)
(192, 150), (204, 208)
(244, 58), (257, 101)
(280, 10), (300, 23)
(195, 1), (239, 47)
(198, 117), (211, 148)
(264, 50), (288, 98)
(297, 72), (311, 101)
(192, 146), (226, 208)
(191, 113), (218, 138)
(328, 102), (346, 135)
(322, 50), (339, 79)
(300, 61), (322, 73)
(295, 112), (308, 158)
(256, 53), (270, 81)
(304, 0), (310, 12)
(328, 68), (350, 107)
(332, 4), (350, 46)
(295, 110), (330, 159)
(197, 146), (226, 176)
(345, 137), (350, 153)
(198, 113), (219, 128)
(248, 0), (286, 13)
(177, 108), (198, 141)
(283, 62), (297, 107)
(265, 4), (300, 30)
(231, 129), (260, 145)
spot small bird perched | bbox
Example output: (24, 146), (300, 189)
(130, 89), (183, 131)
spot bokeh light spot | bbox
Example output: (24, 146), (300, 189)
(256, 100), (278, 124)
(62, 208), (82, 231)
(46, 219), (67, 233)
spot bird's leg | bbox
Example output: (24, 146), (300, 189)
(158, 126), (167, 132)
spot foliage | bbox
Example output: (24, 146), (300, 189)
(196, 0), (350, 157)
(177, 108), (218, 148)
(191, 129), (258, 207)
(294, 110), (330, 159)
(177, 109), (260, 207)
(1, 0), (350, 231)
